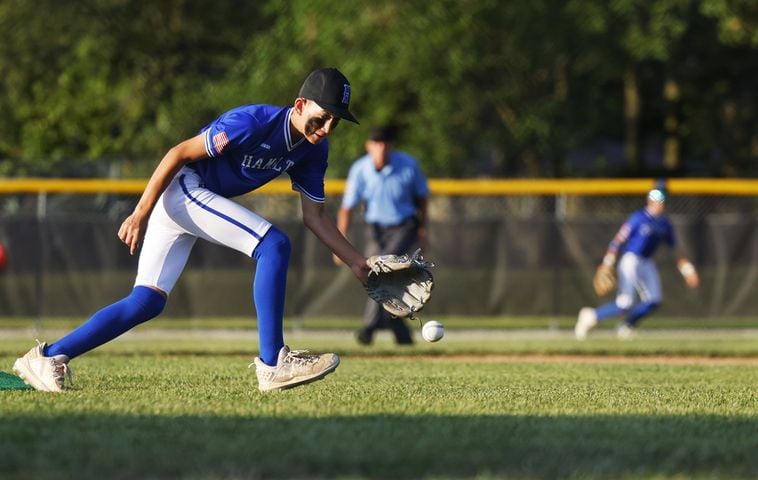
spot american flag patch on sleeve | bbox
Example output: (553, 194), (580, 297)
(213, 131), (230, 154)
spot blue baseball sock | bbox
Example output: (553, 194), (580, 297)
(252, 226), (290, 366)
(45, 286), (166, 359)
(595, 301), (626, 322)
(625, 301), (660, 327)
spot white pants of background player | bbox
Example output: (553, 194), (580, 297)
(596, 252), (663, 326)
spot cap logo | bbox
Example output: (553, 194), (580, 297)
(341, 84), (351, 105)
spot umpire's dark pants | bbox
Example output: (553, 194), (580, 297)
(361, 217), (420, 344)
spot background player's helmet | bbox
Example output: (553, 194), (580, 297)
(648, 189), (667, 203)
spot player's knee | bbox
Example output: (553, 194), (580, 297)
(615, 294), (634, 311)
(130, 285), (167, 320)
(142, 285), (168, 300)
(254, 226), (291, 261)
(266, 226), (291, 258)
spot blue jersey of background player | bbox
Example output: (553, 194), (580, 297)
(13, 68), (372, 393)
(575, 188), (700, 340)
(620, 207), (675, 258)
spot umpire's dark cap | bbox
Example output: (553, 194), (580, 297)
(299, 68), (359, 124)
(368, 126), (396, 143)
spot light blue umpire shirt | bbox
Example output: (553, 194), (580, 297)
(341, 150), (429, 227)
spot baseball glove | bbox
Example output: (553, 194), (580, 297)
(366, 249), (435, 318)
(593, 264), (617, 297)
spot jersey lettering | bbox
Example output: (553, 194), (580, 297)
(241, 155), (295, 173)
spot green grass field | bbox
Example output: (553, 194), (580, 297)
(1, 320), (756, 480)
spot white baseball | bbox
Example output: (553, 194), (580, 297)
(422, 320), (444, 342)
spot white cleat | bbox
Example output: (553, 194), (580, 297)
(12, 341), (73, 392)
(252, 345), (340, 392)
(616, 324), (637, 340)
(575, 307), (598, 341)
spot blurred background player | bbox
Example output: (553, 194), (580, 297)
(575, 188), (700, 340)
(334, 126), (429, 345)
(13, 67), (371, 392)
(0, 240), (7, 271)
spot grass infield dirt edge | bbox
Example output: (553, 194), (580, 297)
(359, 353), (758, 365)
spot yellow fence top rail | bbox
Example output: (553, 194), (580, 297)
(0, 178), (755, 196)
(430, 178), (758, 195)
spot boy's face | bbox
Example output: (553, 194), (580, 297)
(299, 100), (341, 144)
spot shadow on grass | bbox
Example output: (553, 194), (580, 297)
(1, 413), (756, 479)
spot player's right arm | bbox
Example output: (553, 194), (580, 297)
(412, 158), (430, 252)
(332, 163), (363, 265)
(301, 195), (369, 284)
(118, 134), (208, 255)
(332, 206), (353, 265)
(415, 195), (429, 252)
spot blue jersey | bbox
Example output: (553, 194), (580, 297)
(191, 105), (328, 201)
(341, 151), (429, 226)
(617, 208), (675, 258)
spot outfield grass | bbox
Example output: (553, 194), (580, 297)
(1, 328), (756, 480)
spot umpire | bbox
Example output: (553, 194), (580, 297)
(334, 126), (430, 345)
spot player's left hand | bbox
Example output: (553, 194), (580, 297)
(684, 271), (700, 288)
(346, 258), (369, 285)
(365, 249), (435, 318)
(118, 212), (149, 256)
(678, 260), (699, 289)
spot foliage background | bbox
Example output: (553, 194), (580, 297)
(0, 0), (756, 178)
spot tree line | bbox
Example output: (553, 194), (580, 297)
(0, 0), (755, 178)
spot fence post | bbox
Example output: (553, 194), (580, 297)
(34, 191), (47, 330)
(550, 193), (568, 329)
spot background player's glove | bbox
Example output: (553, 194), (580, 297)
(365, 249), (435, 318)
(593, 264), (617, 297)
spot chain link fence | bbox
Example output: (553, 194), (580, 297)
(0, 184), (755, 321)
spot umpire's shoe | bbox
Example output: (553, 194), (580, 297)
(355, 328), (373, 345)
(390, 319), (414, 345)
(13, 341), (73, 392)
(252, 345), (339, 392)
